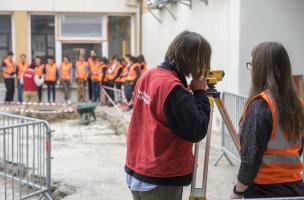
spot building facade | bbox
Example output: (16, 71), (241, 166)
(0, 0), (139, 64)
(142, 0), (304, 95)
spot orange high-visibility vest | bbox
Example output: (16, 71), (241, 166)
(60, 62), (72, 80)
(3, 58), (16, 78)
(242, 90), (303, 184)
(76, 61), (87, 81)
(116, 66), (127, 83)
(126, 63), (140, 82)
(17, 62), (29, 80)
(106, 64), (116, 81)
(90, 64), (101, 81)
(34, 64), (45, 77)
(45, 63), (57, 82)
(100, 64), (109, 83)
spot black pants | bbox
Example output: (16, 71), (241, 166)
(115, 82), (123, 103)
(37, 86), (43, 102)
(88, 78), (92, 101)
(4, 78), (15, 102)
(105, 81), (115, 101)
(244, 181), (304, 199)
(46, 81), (56, 103)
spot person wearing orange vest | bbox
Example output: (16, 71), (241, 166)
(137, 54), (148, 76)
(90, 56), (101, 102)
(33, 56), (45, 102)
(124, 55), (141, 107)
(60, 56), (72, 103)
(16, 54), (29, 102)
(87, 50), (97, 101)
(125, 31), (211, 200)
(75, 55), (88, 102)
(2, 51), (16, 102)
(100, 57), (110, 105)
(231, 42), (304, 199)
(44, 56), (58, 103)
(113, 57), (125, 104)
(105, 55), (123, 104)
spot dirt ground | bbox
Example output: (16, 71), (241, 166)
(48, 106), (239, 200)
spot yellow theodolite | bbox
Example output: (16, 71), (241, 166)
(189, 69), (240, 200)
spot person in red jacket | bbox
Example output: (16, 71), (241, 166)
(125, 31), (212, 200)
(21, 64), (44, 103)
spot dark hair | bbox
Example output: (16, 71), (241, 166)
(7, 51), (14, 56)
(63, 56), (70, 61)
(20, 53), (26, 58)
(35, 56), (41, 60)
(165, 31), (211, 78)
(129, 56), (138, 63)
(246, 42), (304, 141)
(47, 56), (54, 60)
(111, 55), (119, 61)
(125, 54), (132, 59)
(137, 54), (146, 63)
(101, 57), (109, 64)
(119, 58), (126, 65)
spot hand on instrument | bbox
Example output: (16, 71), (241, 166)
(190, 78), (207, 91)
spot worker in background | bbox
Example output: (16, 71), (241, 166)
(100, 57), (109, 105)
(231, 42), (304, 199)
(125, 31), (211, 200)
(137, 54), (147, 75)
(88, 50), (97, 101)
(124, 56), (140, 110)
(2, 51), (16, 102)
(33, 56), (45, 102)
(44, 57), (58, 103)
(60, 56), (72, 104)
(16, 54), (29, 102)
(21, 63), (44, 103)
(90, 56), (101, 102)
(113, 57), (125, 104)
(106, 55), (123, 104)
(75, 55), (88, 102)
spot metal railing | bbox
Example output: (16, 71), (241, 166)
(0, 112), (53, 200)
(214, 92), (246, 166)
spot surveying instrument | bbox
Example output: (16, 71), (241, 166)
(189, 70), (241, 200)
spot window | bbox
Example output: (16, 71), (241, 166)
(60, 15), (103, 39)
(0, 15), (12, 62)
(31, 15), (55, 62)
(62, 43), (102, 63)
(108, 16), (131, 58)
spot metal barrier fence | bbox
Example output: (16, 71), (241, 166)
(214, 92), (247, 166)
(0, 112), (53, 200)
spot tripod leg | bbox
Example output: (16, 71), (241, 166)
(189, 97), (214, 200)
(214, 98), (241, 152)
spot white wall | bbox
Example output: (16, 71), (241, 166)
(142, 0), (241, 94)
(0, 0), (137, 13)
(238, 0), (304, 95)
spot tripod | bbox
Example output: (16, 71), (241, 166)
(189, 85), (241, 200)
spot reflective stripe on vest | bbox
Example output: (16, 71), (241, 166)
(250, 90), (303, 184)
(17, 62), (29, 80)
(76, 61), (87, 80)
(60, 63), (72, 80)
(45, 64), (57, 82)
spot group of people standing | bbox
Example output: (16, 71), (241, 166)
(1, 50), (147, 108)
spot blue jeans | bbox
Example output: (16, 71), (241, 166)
(92, 81), (100, 102)
(18, 80), (23, 102)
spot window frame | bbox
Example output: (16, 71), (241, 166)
(57, 14), (108, 43)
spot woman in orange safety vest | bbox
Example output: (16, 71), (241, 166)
(90, 56), (101, 102)
(60, 56), (72, 103)
(231, 42), (304, 199)
(17, 54), (29, 102)
(124, 55), (140, 107)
